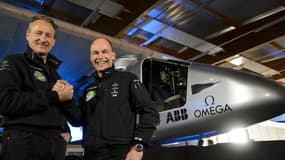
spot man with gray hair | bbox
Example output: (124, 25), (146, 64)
(0, 16), (79, 160)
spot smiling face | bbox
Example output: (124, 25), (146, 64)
(90, 38), (116, 77)
(26, 19), (56, 60)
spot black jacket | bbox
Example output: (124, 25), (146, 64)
(0, 47), (79, 136)
(80, 66), (159, 147)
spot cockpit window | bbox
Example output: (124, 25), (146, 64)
(142, 59), (188, 111)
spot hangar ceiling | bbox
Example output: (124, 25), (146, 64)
(1, 0), (285, 86)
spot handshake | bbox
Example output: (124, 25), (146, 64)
(52, 80), (74, 102)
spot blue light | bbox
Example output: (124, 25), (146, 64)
(34, 0), (45, 6)
(152, 130), (217, 145)
(147, 8), (162, 18)
(140, 34), (160, 46)
(272, 50), (285, 58)
(135, 18), (144, 25)
(127, 28), (138, 36)
(8, 1), (41, 12)
(271, 113), (285, 122)
(67, 123), (83, 142)
(140, 20), (165, 34)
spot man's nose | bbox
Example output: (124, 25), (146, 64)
(97, 52), (104, 58)
(39, 34), (48, 42)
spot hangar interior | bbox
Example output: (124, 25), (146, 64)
(1, 0), (285, 86)
(0, 0), (285, 159)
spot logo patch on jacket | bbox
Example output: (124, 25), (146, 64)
(133, 80), (143, 89)
(111, 83), (119, 97)
(0, 60), (11, 71)
(33, 71), (47, 82)
(86, 90), (96, 102)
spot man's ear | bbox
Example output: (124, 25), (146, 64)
(25, 32), (30, 41)
(112, 51), (116, 60)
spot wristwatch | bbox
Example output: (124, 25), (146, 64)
(133, 143), (144, 152)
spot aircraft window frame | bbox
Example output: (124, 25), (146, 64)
(142, 59), (188, 111)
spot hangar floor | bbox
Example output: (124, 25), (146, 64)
(66, 140), (285, 160)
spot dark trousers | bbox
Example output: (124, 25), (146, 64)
(84, 144), (130, 160)
(1, 129), (66, 160)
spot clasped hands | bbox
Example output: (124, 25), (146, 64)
(52, 80), (74, 102)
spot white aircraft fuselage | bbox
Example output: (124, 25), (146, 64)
(118, 57), (285, 144)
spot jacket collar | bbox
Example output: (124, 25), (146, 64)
(93, 65), (115, 80)
(24, 46), (62, 69)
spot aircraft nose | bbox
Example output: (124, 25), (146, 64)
(189, 63), (285, 124)
(152, 63), (285, 143)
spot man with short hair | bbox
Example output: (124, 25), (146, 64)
(0, 16), (79, 160)
(80, 37), (159, 160)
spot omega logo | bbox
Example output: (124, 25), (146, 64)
(194, 95), (232, 118)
